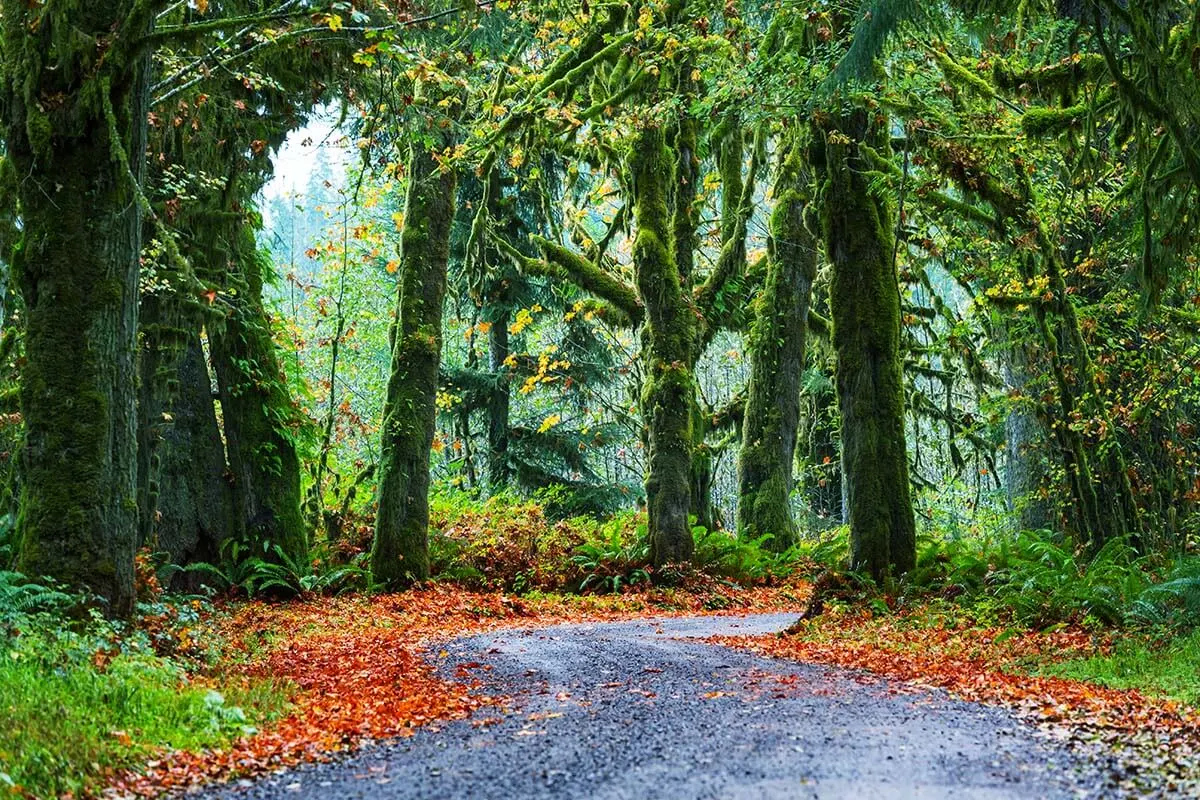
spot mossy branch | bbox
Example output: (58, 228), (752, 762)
(694, 124), (767, 332)
(495, 235), (643, 327)
(993, 53), (1107, 96)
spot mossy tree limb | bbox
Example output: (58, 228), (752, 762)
(371, 82), (459, 590)
(818, 110), (916, 582)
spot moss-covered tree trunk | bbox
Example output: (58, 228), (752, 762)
(800, 365), (842, 522)
(737, 137), (817, 548)
(819, 111), (916, 582)
(208, 224), (307, 562)
(135, 285), (235, 571)
(1001, 337), (1053, 531)
(672, 83), (713, 533)
(3, 1), (154, 614)
(631, 125), (696, 567)
(484, 168), (512, 495)
(371, 89), (458, 590)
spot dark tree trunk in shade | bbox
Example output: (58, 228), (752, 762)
(150, 336), (235, 583)
(487, 310), (512, 493)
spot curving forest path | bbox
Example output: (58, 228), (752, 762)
(203, 613), (1119, 799)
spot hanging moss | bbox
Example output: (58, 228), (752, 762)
(737, 133), (817, 549)
(371, 80), (460, 590)
(818, 110), (916, 582)
(630, 124), (696, 566)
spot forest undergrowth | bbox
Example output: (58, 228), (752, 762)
(7, 494), (1200, 797)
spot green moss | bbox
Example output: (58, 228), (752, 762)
(818, 111), (916, 582)
(737, 134), (815, 549)
(629, 125), (697, 566)
(1021, 104), (1088, 137)
(371, 80), (460, 590)
(208, 229), (307, 564)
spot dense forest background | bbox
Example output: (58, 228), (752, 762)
(5, 1), (1200, 796)
(0, 0), (1197, 608)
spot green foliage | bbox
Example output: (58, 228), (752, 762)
(906, 530), (1200, 631)
(0, 575), (282, 799)
(1127, 559), (1200, 629)
(0, 571), (75, 627)
(570, 518), (651, 594)
(428, 490), (593, 592)
(175, 537), (372, 598)
(426, 491), (803, 594)
(692, 527), (800, 585)
(1042, 628), (1200, 707)
(793, 528), (852, 574)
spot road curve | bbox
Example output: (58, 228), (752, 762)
(201, 612), (1117, 799)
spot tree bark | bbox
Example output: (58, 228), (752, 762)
(487, 309), (512, 493)
(1001, 337), (1053, 531)
(208, 224), (307, 563)
(149, 336), (235, 583)
(819, 111), (916, 582)
(3, 1), (154, 614)
(631, 125), (696, 566)
(371, 84), (458, 590)
(737, 136), (817, 548)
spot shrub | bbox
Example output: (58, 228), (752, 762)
(172, 538), (372, 599)
(428, 490), (597, 591)
(569, 517), (650, 593)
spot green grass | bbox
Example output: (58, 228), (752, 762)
(1041, 628), (1200, 708)
(0, 579), (292, 800)
(0, 644), (279, 799)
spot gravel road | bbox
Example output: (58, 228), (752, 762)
(198, 612), (1117, 799)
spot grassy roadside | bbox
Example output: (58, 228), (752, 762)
(1041, 627), (1200, 707)
(0, 586), (291, 799)
(3, 577), (808, 800)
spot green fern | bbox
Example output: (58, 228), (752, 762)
(0, 571), (75, 620)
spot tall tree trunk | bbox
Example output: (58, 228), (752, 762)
(3, 2), (154, 614)
(371, 84), (458, 590)
(485, 166), (512, 494)
(208, 224), (307, 563)
(673, 89), (712, 533)
(1001, 337), (1053, 531)
(136, 291), (184, 552)
(150, 336), (235, 582)
(631, 125), (696, 567)
(487, 309), (512, 493)
(737, 137), (817, 548)
(819, 111), (916, 582)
